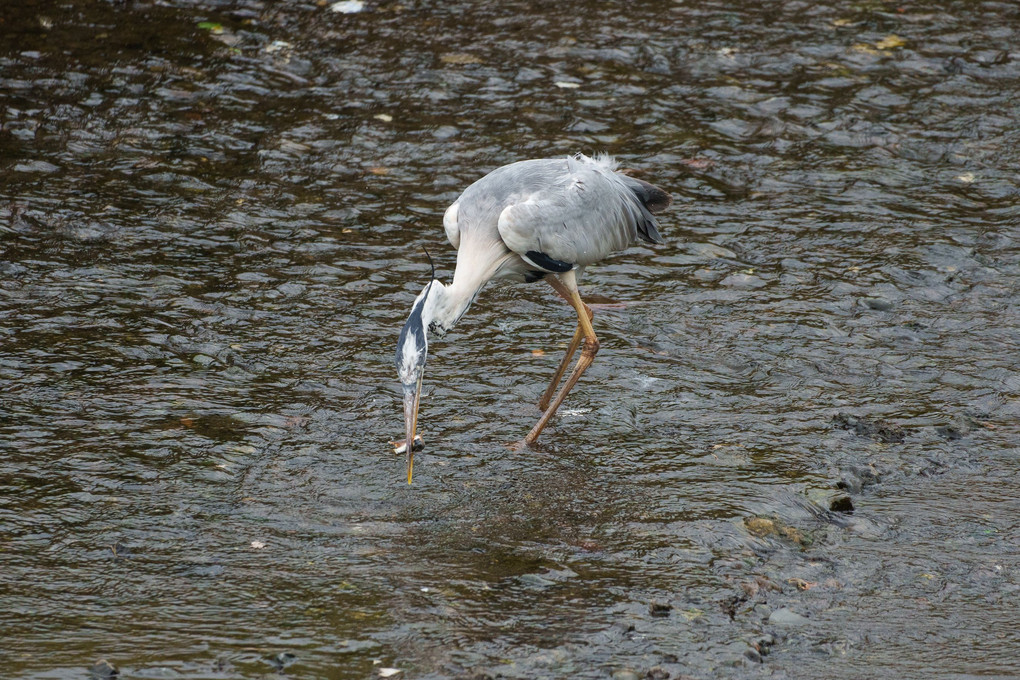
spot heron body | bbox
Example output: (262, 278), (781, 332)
(396, 153), (672, 483)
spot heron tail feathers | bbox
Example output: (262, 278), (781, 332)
(622, 175), (673, 214)
(618, 174), (671, 245)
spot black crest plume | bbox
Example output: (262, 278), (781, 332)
(423, 247), (435, 280)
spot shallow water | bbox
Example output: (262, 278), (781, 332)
(2, 0), (1019, 678)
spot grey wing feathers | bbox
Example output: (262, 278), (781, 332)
(496, 155), (670, 267)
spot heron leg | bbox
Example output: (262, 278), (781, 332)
(537, 292), (593, 411)
(525, 272), (600, 446)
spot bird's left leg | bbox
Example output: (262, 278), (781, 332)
(524, 271), (599, 446)
(537, 294), (592, 411)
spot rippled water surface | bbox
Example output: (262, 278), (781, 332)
(2, 1), (1019, 678)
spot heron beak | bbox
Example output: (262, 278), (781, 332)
(402, 376), (422, 484)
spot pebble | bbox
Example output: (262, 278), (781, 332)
(860, 296), (894, 311)
(689, 242), (737, 259)
(13, 160), (60, 173)
(611, 620), (636, 633)
(768, 607), (810, 626)
(692, 267), (723, 281)
(936, 424), (964, 440)
(649, 601), (673, 617)
(268, 652), (296, 670)
(612, 670), (641, 680)
(276, 282), (305, 297)
(833, 413), (905, 443)
(719, 272), (767, 289)
(88, 660), (118, 679)
(330, 0), (364, 12)
(432, 125), (459, 139)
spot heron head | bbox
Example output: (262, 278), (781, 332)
(395, 279), (435, 484)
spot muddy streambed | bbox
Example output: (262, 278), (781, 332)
(1, 1), (1018, 678)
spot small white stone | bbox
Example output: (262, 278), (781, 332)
(374, 113), (393, 122)
(956, 172), (975, 183)
(250, 541), (266, 549)
(554, 81), (581, 89)
(379, 669), (401, 678)
(331, 0), (364, 13)
(265, 40), (293, 53)
(769, 607), (810, 626)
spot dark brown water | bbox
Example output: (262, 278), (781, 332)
(2, 1), (1018, 678)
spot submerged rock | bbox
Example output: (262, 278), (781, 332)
(768, 608), (810, 626)
(859, 296), (894, 311)
(649, 601), (673, 618)
(744, 516), (808, 545)
(833, 413), (906, 443)
(88, 660), (118, 679)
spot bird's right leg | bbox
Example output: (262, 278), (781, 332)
(537, 299), (592, 411)
(525, 272), (600, 446)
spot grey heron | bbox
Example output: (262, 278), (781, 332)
(395, 153), (672, 483)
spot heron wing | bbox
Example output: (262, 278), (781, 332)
(496, 156), (666, 268)
(443, 200), (461, 250)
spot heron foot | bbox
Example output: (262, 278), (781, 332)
(507, 438), (541, 452)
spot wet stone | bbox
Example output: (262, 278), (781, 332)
(860, 296), (894, 311)
(612, 670), (641, 680)
(267, 653), (297, 671)
(837, 465), (881, 494)
(744, 517), (807, 545)
(276, 282), (305, 297)
(752, 633), (775, 654)
(88, 660), (118, 679)
(689, 242), (737, 259)
(432, 125), (459, 139)
(829, 495), (855, 514)
(935, 424), (964, 440)
(719, 272), (767, 289)
(649, 601), (673, 617)
(612, 620), (637, 633)
(12, 160), (60, 173)
(692, 268), (724, 281)
(769, 608), (811, 626)
(833, 413), (906, 443)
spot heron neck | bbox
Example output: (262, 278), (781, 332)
(422, 243), (511, 338)
(422, 279), (477, 338)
